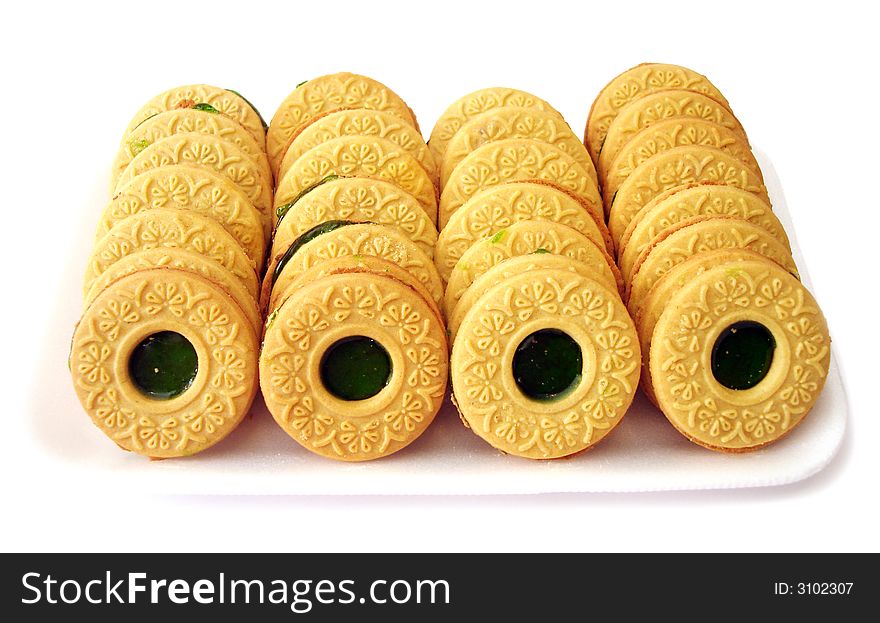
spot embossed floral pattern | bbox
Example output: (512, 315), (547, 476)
(651, 263), (830, 450)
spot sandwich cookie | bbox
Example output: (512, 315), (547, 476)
(649, 258), (830, 452)
(70, 269), (259, 458)
(260, 270), (447, 461)
(451, 269), (640, 459)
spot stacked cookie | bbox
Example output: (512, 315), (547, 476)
(587, 63), (831, 452)
(259, 73), (448, 462)
(433, 89), (641, 459)
(71, 85), (269, 458)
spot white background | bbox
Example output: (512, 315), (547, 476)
(1, 0), (876, 552)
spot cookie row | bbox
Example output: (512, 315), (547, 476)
(257, 74), (448, 462)
(586, 63), (831, 452)
(430, 89), (641, 459)
(70, 86), (270, 458)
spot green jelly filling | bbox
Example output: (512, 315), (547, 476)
(513, 329), (582, 401)
(226, 88), (268, 131)
(271, 220), (358, 287)
(275, 175), (340, 222)
(192, 102), (220, 114)
(711, 321), (776, 390)
(128, 331), (198, 399)
(320, 336), (391, 401)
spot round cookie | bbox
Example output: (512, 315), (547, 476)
(450, 269), (640, 459)
(440, 107), (592, 189)
(102, 165), (266, 267)
(649, 259), (830, 452)
(435, 181), (611, 282)
(608, 145), (769, 246)
(597, 90), (748, 183)
(123, 84), (266, 149)
(83, 248), (261, 335)
(602, 117), (759, 204)
(86, 208), (258, 300)
(268, 255), (443, 324)
(626, 216), (798, 313)
(585, 63), (730, 163)
(272, 176), (437, 261)
(260, 271), (447, 461)
(428, 87), (564, 164)
(114, 133), (274, 228)
(111, 107), (272, 194)
(449, 253), (620, 342)
(439, 138), (602, 230)
(619, 184), (788, 282)
(70, 268), (259, 458)
(278, 109), (437, 187)
(263, 222), (444, 313)
(443, 220), (622, 319)
(275, 136), (438, 226)
(635, 249), (773, 404)
(267, 73), (418, 174)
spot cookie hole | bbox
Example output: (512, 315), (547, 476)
(320, 336), (392, 401)
(128, 331), (198, 400)
(711, 321), (776, 390)
(513, 329), (582, 401)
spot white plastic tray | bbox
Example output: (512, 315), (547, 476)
(28, 150), (847, 494)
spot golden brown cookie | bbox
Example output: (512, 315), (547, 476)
(260, 271), (447, 461)
(608, 145), (769, 246)
(83, 248), (261, 334)
(450, 268), (640, 459)
(111, 107), (272, 194)
(626, 216), (798, 313)
(601, 117), (759, 204)
(114, 133), (274, 227)
(263, 222), (444, 313)
(428, 87), (563, 164)
(277, 108), (437, 187)
(649, 258), (830, 452)
(267, 255), (443, 324)
(267, 73), (418, 175)
(123, 84), (266, 149)
(70, 268), (259, 458)
(448, 253), (620, 342)
(618, 184), (788, 283)
(597, 90), (748, 183)
(434, 181), (611, 283)
(86, 208), (258, 300)
(102, 165), (266, 267)
(585, 63), (730, 164)
(439, 138), (601, 230)
(271, 176), (436, 261)
(635, 249), (773, 405)
(443, 220), (622, 319)
(274, 136), (438, 226)
(440, 107), (592, 189)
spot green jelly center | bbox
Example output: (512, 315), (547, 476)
(513, 329), (582, 401)
(320, 336), (391, 401)
(192, 102), (220, 114)
(711, 321), (776, 390)
(128, 331), (198, 399)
